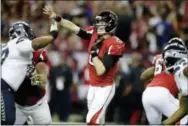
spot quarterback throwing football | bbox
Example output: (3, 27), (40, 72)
(43, 6), (126, 125)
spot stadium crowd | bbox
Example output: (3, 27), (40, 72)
(1, 0), (188, 124)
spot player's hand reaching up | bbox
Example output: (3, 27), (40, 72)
(43, 5), (81, 33)
(43, 6), (57, 19)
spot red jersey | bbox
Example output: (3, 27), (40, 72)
(87, 28), (126, 86)
(81, 65), (90, 85)
(15, 49), (49, 106)
(147, 55), (178, 96)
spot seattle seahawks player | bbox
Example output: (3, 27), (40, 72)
(1, 21), (58, 125)
(162, 38), (188, 125)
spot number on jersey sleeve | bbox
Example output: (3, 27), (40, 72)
(154, 56), (163, 75)
(1, 47), (9, 65)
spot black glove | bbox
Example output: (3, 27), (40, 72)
(91, 38), (103, 58)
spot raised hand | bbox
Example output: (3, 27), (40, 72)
(43, 6), (57, 19)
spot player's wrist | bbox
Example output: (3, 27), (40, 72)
(50, 22), (58, 39)
(54, 15), (62, 22)
(91, 51), (98, 58)
(50, 31), (58, 39)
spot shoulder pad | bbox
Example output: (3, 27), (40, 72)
(108, 44), (126, 56)
(174, 58), (188, 73)
(176, 58), (188, 66)
(16, 36), (30, 44)
(113, 36), (124, 44)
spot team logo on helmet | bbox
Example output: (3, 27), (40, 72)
(94, 10), (118, 35)
(162, 41), (188, 73)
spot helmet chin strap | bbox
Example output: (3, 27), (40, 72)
(10, 32), (18, 40)
(97, 30), (106, 35)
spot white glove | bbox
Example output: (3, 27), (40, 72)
(50, 22), (58, 32)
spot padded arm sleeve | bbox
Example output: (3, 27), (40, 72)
(102, 53), (119, 70)
(77, 29), (92, 40)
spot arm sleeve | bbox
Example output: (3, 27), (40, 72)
(17, 38), (34, 54)
(102, 44), (125, 70)
(77, 29), (92, 40)
(108, 44), (126, 56)
(102, 53), (119, 70)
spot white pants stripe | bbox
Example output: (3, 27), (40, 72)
(142, 87), (188, 124)
(86, 84), (115, 124)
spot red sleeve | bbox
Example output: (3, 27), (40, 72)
(108, 44), (126, 56)
(32, 49), (48, 64)
(85, 26), (94, 32)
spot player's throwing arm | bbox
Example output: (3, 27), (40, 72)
(43, 6), (127, 125)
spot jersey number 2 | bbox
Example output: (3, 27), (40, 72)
(1, 48), (9, 65)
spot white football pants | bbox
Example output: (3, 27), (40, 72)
(86, 84), (115, 124)
(14, 98), (52, 125)
(142, 87), (188, 124)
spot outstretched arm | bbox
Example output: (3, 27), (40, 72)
(43, 6), (91, 40)
(140, 66), (155, 82)
(32, 22), (58, 50)
(162, 95), (188, 125)
(17, 22), (58, 53)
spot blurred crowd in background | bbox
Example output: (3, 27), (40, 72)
(1, 0), (188, 124)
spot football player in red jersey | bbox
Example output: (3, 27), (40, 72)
(43, 7), (126, 125)
(141, 54), (188, 125)
(14, 50), (52, 125)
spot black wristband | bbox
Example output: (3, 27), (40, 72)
(50, 31), (58, 39)
(54, 15), (61, 22)
(91, 51), (98, 58)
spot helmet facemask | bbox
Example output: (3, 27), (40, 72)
(163, 57), (180, 74)
(94, 16), (108, 35)
(94, 10), (118, 36)
(9, 22), (35, 40)
(162, 49), (187, 73)
(9, 25), (27, 40)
